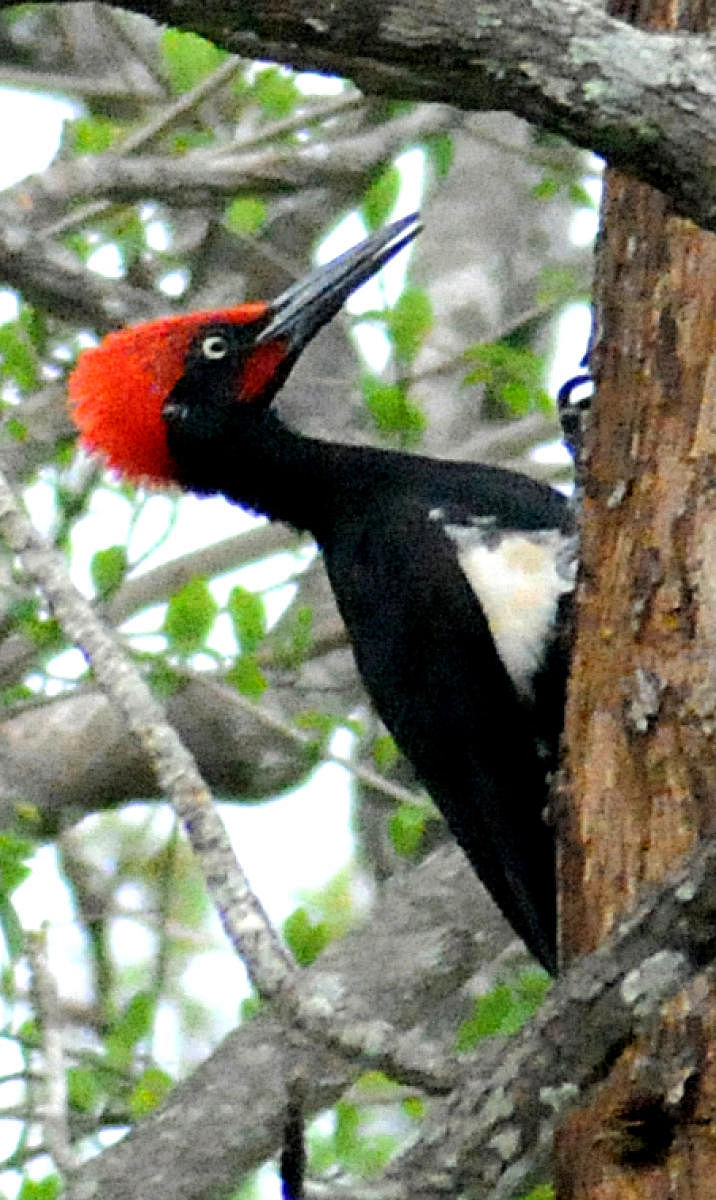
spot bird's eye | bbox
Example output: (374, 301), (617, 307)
(202, 334), (229, 360)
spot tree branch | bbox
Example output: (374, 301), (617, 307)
(17, 103), (456, 217)
(27, 927), (79, 1182)
(63, 828), (716, 1200)
(66, 846), (514, 1200)
(44, 0), (716, 231)
(0, 229), (166, 331)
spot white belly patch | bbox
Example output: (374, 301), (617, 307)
(441, 521), (576, 694)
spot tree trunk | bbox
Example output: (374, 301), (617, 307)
(556, 0), (716, 1194)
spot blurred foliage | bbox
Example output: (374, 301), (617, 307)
(90, 544), (128, 600)
(163, 577), (219, 655)
(224, 196), (268, 237)
(0, 833), (33, 958)
(464, 341), (552, 417)
(388, 797), (438, 858)
(456, 970), (551, 1050)
(161, 29), (228, 94)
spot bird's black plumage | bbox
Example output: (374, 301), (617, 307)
(158, 216), (573, 974)
(166, 389), (572, 972)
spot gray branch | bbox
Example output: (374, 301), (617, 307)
(65, 846), (515, 1200)
(0, 229), (167, 331)
(65, 831), (716, 1200)
(41, 0), (716, 231)
(16, 104), (457, 214)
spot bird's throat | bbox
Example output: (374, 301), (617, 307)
(168, 405), (367, 540)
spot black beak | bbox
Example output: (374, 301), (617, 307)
(256, 213), (422, 353)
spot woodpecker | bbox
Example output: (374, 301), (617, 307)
(70, 214), (575, 975)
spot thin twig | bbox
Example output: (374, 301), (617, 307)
(225, 685), (424, 808)
(27, 926), (78, 1180)
(37, 54), (244, 239)
(0, 67), (161, 99)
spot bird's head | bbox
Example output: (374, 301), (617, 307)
(69, 214), (421, 486)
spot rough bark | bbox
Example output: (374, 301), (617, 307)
(558, 0), (716, 1195)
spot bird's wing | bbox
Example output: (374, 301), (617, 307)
(323, 490), (571, 972)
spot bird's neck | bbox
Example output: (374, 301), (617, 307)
(192, 408), (384, 541)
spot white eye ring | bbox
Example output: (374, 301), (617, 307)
(202, 334), (229, 360)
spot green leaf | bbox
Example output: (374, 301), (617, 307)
(66, 115), (120, 156)
(226, 1173), (264, 1200)
(401, 1094), (426, 1120)
(456, 971), (551, 1050)
(295, 710), (362, 755)
(300, 868), (356, 940)
(226, 654), (266, 700)
(334, 1100), (360, 1162)
(456, 984), (513, 1049)
(283, 906), (330, 966)
(464, 341), (551, 416)
(568, 181), (596, 208)
(361, 165), (402, 231)
(4, 417), (27, 442)
(20, 614), (63, 652)
(424, 132), (454, 180)
(106, 992), (154, 1068)
(90, 545), (128, 601)
(17, 1017), (41, 1048)
(170, 129), (217, 155)
(295, 710), (338, 737)
(130, 1066), (173, 1117)
(0, 322), (39, 391)
(372, 734), (398, 771)
(361, 375), (426, 445)
(387, 287), (433, 362)
(252, 67), (300, 117)
(161, 29), (228, 94)
(17, 1177), (62, 1200)
(519, 1186), (554, 1200)
(116, 991), (155, 1045)
(388, 802), (426, 857)
(354, 1070), (396, 1097)
(0, 896), (24, 959)
(0, 832), (34, 895)
(516, 969), (552, 1012)
(164, 577), (218, 654)
(105, 211), (146, 270)
(240, 992), (264, 1022)
(67, 1066), (102, 1113)
(0, 683), (34, 708)
(531, 174), (561, 201)
(225, 196), (267, 237)
(63, 231), (93, 263)
(227, 586), (266, 654)
(334, 1100), (395, 1177)
(18, 304), (47, 351)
